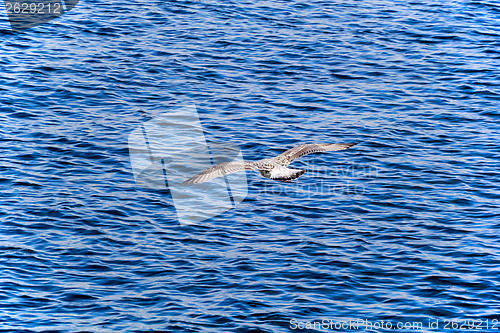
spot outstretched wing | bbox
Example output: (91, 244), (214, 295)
(181, 161), (257, 185)
(275, 143), (358, 166)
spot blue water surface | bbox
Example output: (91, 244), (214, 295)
(1, 0), (499, 332)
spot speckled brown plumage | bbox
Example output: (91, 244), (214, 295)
(182, 142), (358, 185)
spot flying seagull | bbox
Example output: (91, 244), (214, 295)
(181, 142), (358, 185)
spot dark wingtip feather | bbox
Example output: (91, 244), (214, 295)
(343, 142), (359, 149)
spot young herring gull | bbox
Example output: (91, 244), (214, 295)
(182, 142), (359, 185)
